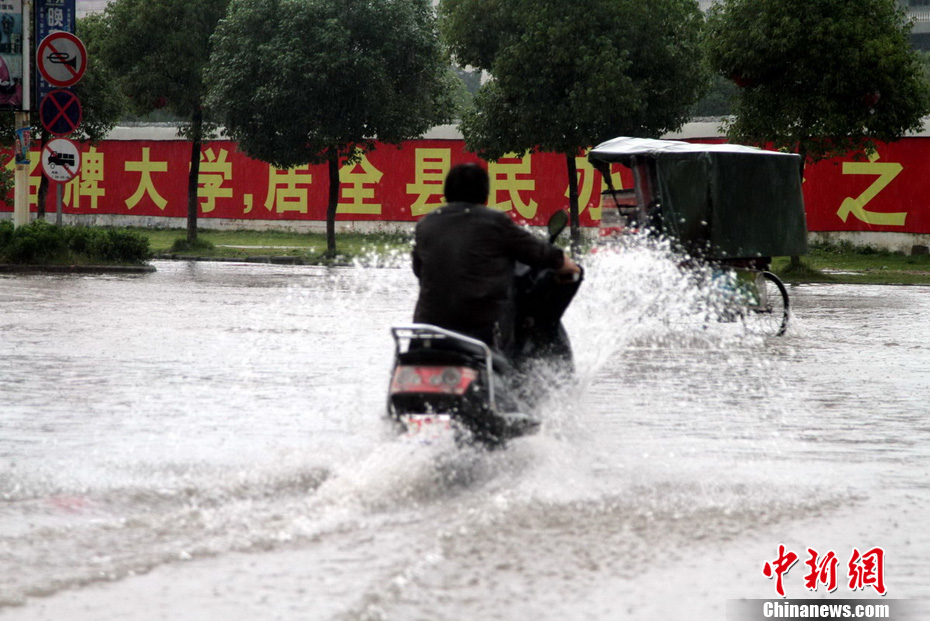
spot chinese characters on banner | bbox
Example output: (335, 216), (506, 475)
(2, 139), (628, 227)
(801, 139), (930, 234)
(3, 137), (930, 234)
(763, 545), (887, 597)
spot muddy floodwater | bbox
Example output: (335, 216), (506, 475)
(2, 246), (929, 620)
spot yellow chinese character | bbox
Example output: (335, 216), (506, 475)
(198, 148), (233, 214)
(264, 164), (313, 214)
(406, 148), (450, 217)
(568, 153), (624, 221)
(124, 147), (168, 210)
(489, 153), (537, 219)
(837, 151), (906, 227)
(64, 147), (105, 210)
(338, 152), (383, 215)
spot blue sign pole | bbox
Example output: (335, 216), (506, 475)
(35, 0), (77, 226)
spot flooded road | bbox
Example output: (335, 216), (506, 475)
(1, 248), (929, 620)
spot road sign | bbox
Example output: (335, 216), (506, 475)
(39, 89), (83, 136)
(37, 31), (87, 88)
(42, 137), (81, 182)
(35, 0), (79, 100)
(36, 1), (77, 40)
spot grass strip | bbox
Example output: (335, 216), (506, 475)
(117, 228), (930, 286)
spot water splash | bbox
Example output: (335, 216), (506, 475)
(569, 233), (766, 378)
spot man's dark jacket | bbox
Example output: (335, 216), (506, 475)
(412, 202), (565, 346)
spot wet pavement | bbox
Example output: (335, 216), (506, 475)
(1, 250), (928, 620)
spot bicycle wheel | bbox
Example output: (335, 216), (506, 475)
(743, 271), (789, 336)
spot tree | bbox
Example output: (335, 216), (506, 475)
(691, 74), (738, 118)
(98, 0), (231, 243)
(705, 0), (930, 169)
(439, 0), (709, 248)
(72, 14), (128, 144)
(206, 0), (455, 257)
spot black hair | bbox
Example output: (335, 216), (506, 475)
(444, 163), (489, 205)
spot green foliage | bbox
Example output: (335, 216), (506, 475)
(691, 74), (738, 118)
(170, 237), (216, 253)
(705, 0), (930, 163)
(72, 14), (128, 142)
(453, 67), (483, 96)
(772, 237), (930, 284)
(809, 238), (887, 256)
(206, 0), (454, 257)
(138, 227), (414, 264)
(917, 50), (930, 92)
(0, 221), (152, 265)
(439, 0), (519, 71)
(206, 0), (456, 169)
(99, 0), (229, 125)
(449, 67), (482, 119)
(0, 166), (13, 208)
(98, 0), (230, 243)
(440, 0), (710, 160)
(774, 256), (829, 280)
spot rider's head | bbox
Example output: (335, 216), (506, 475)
(444, 163), (489, 205)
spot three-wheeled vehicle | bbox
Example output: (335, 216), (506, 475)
(587, 136), (809, 336)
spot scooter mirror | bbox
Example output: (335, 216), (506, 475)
(547, 210), (569, 243)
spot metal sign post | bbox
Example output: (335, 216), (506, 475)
(55, 180), (62, 225)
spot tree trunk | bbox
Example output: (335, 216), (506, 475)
(326, 149), (340, 257)
(37, 169), (49, 221)
(564, 152), (580, 257)
(34, 132), (47, 220)
(186, 109), (204, 244)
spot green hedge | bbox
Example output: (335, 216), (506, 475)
(0, 221), (152, 265)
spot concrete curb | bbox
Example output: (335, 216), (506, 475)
(153, 254), (354, 267)
(0, 264), (157, 274)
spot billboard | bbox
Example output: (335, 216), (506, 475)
(0, 0), (24, 110)
(3, 136), (930, 235)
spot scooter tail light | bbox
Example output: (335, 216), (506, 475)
(391, 366), (477, 395)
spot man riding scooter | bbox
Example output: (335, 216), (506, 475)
(390, 163), (582, 445)
(411, 163), (581, 355)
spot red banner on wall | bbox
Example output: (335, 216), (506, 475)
(3, 139), (620, 227)
(802, 139), (930, 234)
(3, 137), (929, 234)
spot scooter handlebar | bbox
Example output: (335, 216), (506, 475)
(556, 265), (584, 284)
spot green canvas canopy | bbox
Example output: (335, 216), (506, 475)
(588, 137), (808, 259)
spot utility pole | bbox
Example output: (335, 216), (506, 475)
(13, 0), (33, 229)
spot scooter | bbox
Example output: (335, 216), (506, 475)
(386, 211), (583, 447)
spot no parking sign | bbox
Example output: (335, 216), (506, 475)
(39, 89), (83, 136)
